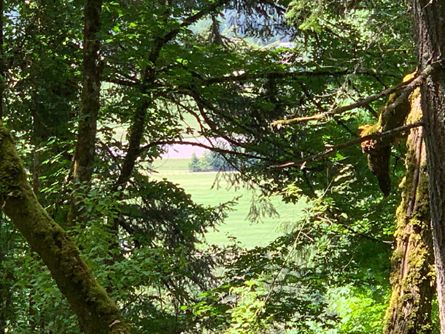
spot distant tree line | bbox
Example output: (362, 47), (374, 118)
(189, 151), (233, 172)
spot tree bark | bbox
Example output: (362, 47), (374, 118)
(384, 90), (434, 334)
(0, 0), (4, 121)
(0, 217), (13, 334)
(0, 125), (129, 334)
(72, 0), (102, 183)
(412, 0), (445, 332)
(69, 0), (103, 225)
(0, 4), (12, 332)
(114, 95), (151, 190)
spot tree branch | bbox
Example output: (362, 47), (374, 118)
(103, 77), (138, 87)
(203, 68), (376, 85)
(271, 64), (435, 126)
(139, 139), (269, 161)
(270, 122), (423, 169)
(147, 0), (230, 65)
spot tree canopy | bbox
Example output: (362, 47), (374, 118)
(0, 0), (444, 333)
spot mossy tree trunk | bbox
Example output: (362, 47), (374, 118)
(384, 92), (434, 334)
(0, 125), (129, 334)
(412, 0), (445, 331)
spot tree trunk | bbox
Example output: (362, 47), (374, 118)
(0, 217), (13, 334)
(69, 0), (103, 225)
(412, 0), (445, 332)
(384, 90), (434, 333)
(0, 4), (13, 332)
(0, 125), (129, 334)
(0, 0), (4, 121)
(71, 0), (102, 183)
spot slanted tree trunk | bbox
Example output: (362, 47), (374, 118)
(0, 126), (129, 334)
(412, 0), (445, 331)
(384, 90), (434, 334)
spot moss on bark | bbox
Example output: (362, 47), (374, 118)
(383, 90), (434, 334)
(0, 125), (129, 334)
(359, 73), (416, 196)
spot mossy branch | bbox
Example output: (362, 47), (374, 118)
(271, 64), (435, 127)
(0, 125), (129, 334)
(270, 121), (422, 169)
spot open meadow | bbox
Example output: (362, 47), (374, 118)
(152, 159), (307, 248)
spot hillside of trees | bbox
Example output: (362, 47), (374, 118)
(1, 0), (445, 333)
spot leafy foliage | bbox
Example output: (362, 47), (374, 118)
(0, 0), (424, 332)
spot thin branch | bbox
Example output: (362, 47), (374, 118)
(180, 0), (230, 29)
(271, 64), (435, 126)
(103, 77), (138, 87)
(98, 140), (120, 162)
(179, 87), (299, 158)
(270, 122), (423, 169)
(203, 68), (375, 85)
(186, 89), (254, 149)
(148, 0), (230, 65)
(300, 83), (358, 136)
(348, 81), (379, 118)
(272, 80), (413, 125)
(139, 139), (269, 161)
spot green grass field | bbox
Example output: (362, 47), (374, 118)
(152, 159), (307, 248)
